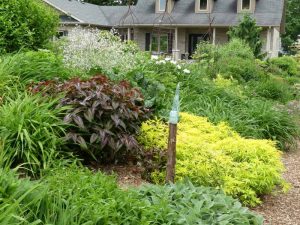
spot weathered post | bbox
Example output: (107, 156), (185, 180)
(166, 83), (180, 183)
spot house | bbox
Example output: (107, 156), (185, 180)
(44, 0), (285, 58)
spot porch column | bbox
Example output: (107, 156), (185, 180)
(172, 27), (180, 61)
(271, 27), (280, 57)
(127, 28), (131, 41)
(266, 27), (272, 57)
(212, 28), (216, 45)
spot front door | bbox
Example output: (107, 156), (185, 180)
(188, 34), (207, 57)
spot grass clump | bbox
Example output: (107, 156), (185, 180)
(139, 113), (288, 206)
(0, 94), (67, 175)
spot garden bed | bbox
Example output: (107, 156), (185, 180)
(253, 145), (300, 225)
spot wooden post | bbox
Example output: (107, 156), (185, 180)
(166, 123), (177, 183)
(165, 83), (180, 184)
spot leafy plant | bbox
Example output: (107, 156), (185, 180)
(136, 182), (263, 225)
(61, 28), (139, 75)
(0, 165), (263, 224)
(192, 39), (263, 82)
(139, 113), (288, 206)
(269, 56), (300, 77)
(247, 77), (294, 103)
(0, 0), (59, 53)
(228, 15), (263, 58)
(31, 75), (150, 163)
(0, 168), (46, 224)
(0, 94), (67, 175)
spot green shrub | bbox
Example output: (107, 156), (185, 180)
(139, 113), (288, 206)
(125, 55), (187, 116)
(0, 0), (59, 53)
(247, 77), (294, 103)
(193, 39), (263, 82)
(180, 78), (299, 150)
(0, 51), (70, 84)
(30, 75), (150, 163)
(0, 94), (67, 175)
(228, 15), (263, 58)
(269, 56), (300, 76)
(216, 39), (262, 82)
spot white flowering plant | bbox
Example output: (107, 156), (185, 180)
(61, 27), (139, 76)
(124, 54), (191, 116)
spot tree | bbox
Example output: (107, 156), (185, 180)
(0, 0), (59, 54)
(228, 15), (263, 58)
(282, 0), (300, 53)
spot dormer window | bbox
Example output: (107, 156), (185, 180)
(241, 0), (250, 10)
(159, 0), (167, 12)
(199, 0), (208, 11)
(195, 0), (212, 13)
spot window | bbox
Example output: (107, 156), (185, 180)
(56, 30), (68, 38)
(159, 0), (167, 12)
(199, 0), (208, 11)
(151, 34), (169, 53)
(241, 0), (250, 10)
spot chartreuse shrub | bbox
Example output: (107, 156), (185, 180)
(30, 75), (150, 163)
(0, 94), (67, 175)
(138, 113), (288, 206)
(0, 166), (263, 224)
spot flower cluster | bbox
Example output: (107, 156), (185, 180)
(150, 56), (190, 74)
(61, 27), (139, 74)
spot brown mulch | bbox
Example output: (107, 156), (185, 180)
(253, 148), (300, 225)
(97, 165), (148, 188)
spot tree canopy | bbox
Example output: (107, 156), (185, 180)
(228, 15), (263, 58)
(0, 0), (59, 54)
(282, 0), (300, 52)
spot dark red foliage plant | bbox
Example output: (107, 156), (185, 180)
(30, 75), (151, 163)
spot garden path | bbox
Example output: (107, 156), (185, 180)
(253, 147), (300, 225)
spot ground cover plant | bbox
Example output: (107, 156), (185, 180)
(0, 165), (263, 225)
(139, 113), (288, 206)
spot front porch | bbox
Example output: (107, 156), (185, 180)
(131, 27), (230, 60)
(124, 26), (280, 59)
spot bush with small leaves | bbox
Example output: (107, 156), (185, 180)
(138, 112), (288, 206)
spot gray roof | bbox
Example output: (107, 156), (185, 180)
(44, 0), (284, 27)
(44, 0), (127, 26)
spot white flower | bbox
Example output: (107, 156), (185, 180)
(176, 65), (182, 70)
(183, 69), (191, 74)
(60, 27), (138, 74)
(165, 57), (171, 61)
(151, 55), (159, 60)
(171, 60), (177, 65)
